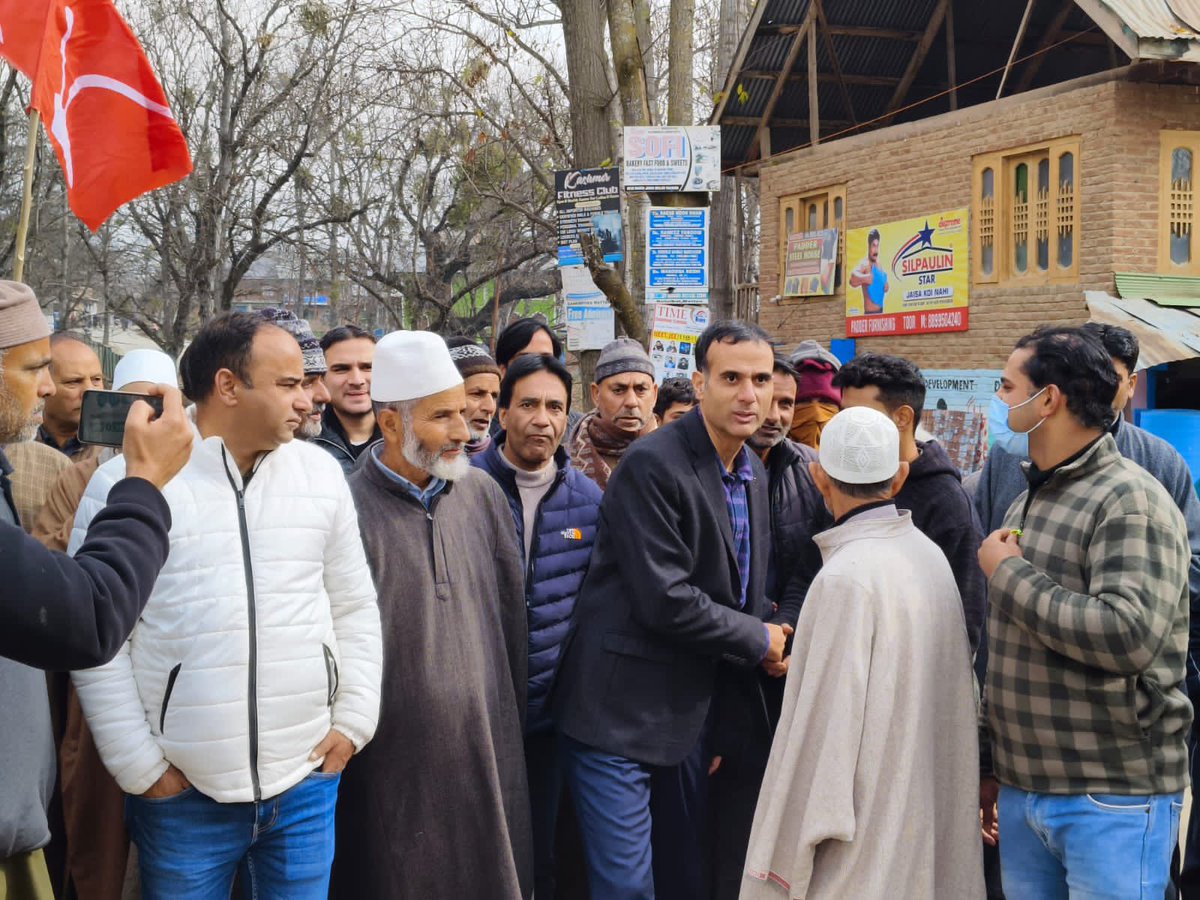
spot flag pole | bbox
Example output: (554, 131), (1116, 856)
(14, 109), (40, 283)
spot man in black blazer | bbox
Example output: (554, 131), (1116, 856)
(553, 321), (790, 899)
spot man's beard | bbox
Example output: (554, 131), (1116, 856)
(298, 403), (325, 440)
(0, 393), (39, 443)
(466, 423), (489, 442)
(748, 425), (786, 452)
(403, 427), (470, 481)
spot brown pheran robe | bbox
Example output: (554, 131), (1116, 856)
(331, 457), (532, 899)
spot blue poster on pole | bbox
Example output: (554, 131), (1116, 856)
(646, 207), (710, 304)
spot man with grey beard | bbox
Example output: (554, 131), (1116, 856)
(255, 308), (331, 440)
(332, 331), (532, 900)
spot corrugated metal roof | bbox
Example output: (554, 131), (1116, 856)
(713, 0), (1157, 169)
(1100, 0), (1200, 38)
(1116, 272), (1200, 306)
(1086, 291), (1200, 368)
(822, 0), (939, 31)
(760, 0), (809, 27)
(1079, 0), (1200, 59)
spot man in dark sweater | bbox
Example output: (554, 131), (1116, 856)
(835, 354), (986, 653)
(0, 280), (193, 896)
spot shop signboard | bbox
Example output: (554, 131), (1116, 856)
(845, 208), (970, 337)
(555, 167), (623, 267)
(649, 303), (708, 383)
(646, 206), (709, 304)
(783, 228), (839, 297)
(562, 265), (614, 351)
(622, 126), (721, 193)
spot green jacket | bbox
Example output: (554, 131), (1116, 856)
(985, 434), (1192, 795)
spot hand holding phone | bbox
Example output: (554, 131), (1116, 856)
(79, 390), (164, 448)
(122, 386), (193, 491)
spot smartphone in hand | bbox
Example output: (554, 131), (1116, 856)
(78, 390), (165, 448)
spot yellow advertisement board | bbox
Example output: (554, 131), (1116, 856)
(844, 208), (970, 337)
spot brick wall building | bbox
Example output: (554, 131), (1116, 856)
(757, 67), (1200, 369)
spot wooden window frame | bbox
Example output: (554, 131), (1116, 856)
(972, 137), (1080, 286)
(778, 185), (847, 298)
(1158, 131), (1200, 275)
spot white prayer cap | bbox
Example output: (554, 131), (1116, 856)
(819, 406), (900, 484)
(113, 348), (178, 390)
(370, 330), (464, 402)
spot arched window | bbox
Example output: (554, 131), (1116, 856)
(1013, 162), (1029, 274)
(979, 167), (995, 277)
(1170, 147), (1192, 266)
(1057, 151), (1075, 270)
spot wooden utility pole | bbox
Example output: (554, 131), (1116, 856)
(13, 111), (40, 283)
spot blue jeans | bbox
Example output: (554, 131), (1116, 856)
(126, 771), (339, 900)
(998, 785), (1183, 900)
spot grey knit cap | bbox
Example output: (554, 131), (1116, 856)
(595, 337), (655, 383)
(256, 307), (327, 375)
(788, 339), (841, 370)
(445, 336), (501, 378)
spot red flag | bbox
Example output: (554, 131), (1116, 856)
(29, 0), (192, 231)
(0, 0), (52, 78)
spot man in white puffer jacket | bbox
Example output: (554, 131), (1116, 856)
(69, 313), (382, 900)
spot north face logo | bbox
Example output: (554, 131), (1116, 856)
(560, 528), (583, 541)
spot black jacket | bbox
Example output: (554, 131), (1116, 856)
(1, 456), (171, 858)
(895, 440), (986, 653)
(1, 468), (172, 670)
(552, 409), (773, 767)
(311, 406), (381, 476)
(764, 439), (831, 626)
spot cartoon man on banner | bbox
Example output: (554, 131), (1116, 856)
(849, 228), (889, 314)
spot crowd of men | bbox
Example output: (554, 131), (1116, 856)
(0, 274), (1198, 900)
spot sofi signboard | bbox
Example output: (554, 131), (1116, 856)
(622, 126), (721, 193)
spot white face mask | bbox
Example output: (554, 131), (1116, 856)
(1003, 386), (1051, 434)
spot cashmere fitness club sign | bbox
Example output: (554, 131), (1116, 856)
(844, 208), (970, 337)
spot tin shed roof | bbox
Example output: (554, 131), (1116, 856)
(1077, 0), (1200, 58)
(1086, 291), (1200, 369)
(714, 0), (1193, 171)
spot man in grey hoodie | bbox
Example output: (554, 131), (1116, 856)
(0, 281), (192, 896)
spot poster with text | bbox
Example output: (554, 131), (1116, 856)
(562, 265), (615, 351)
(646, 206), (710, 304)
(555, 168), (623, 267)
(922, 369), (1001, 475)
(622, 126), (721, 193)
(783, 228), (839, 297)
(649, 303), (709, 383)
(844, 208), (970, 337)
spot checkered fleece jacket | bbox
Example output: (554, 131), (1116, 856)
(985, 434), (1192, 795)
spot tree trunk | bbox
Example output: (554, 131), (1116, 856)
(607, 0), (653, 341)
(559, 1), (613, 169)
(667, 0), (696, 126)
(710, 0), (747, 321)
(634, 0), (659, 122)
